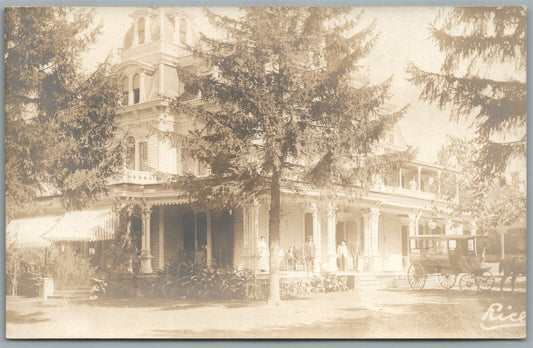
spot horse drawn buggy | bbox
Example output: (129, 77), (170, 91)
(407, 234), (495, 294)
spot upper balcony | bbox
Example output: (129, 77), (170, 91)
(370, 161), (459, 203)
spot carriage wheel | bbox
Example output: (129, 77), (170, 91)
(438, 271), (457, 289)
(477, 271), (495, 292)
(459, 274), (477, 296)
(407, 263), (426, 290)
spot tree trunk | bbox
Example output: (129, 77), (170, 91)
(267, 170), (282, 306)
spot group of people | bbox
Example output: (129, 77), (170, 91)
(256, 236), (357, 272)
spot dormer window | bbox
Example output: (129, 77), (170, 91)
(138, 17), (145, 44)
(132, 74), (140, 104)
(179, 18), (187, 44)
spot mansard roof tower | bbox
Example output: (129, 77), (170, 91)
(116, 8), (200, 177)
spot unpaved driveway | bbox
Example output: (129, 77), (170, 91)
(6, 287), (526, 339)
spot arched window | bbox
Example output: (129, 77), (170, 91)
(138, 17), (145, 44)
(125, 136), (136, 170)
(179, 18), (187, 44)
(121, 77), (129, 106)
(132, 74), (140, 104)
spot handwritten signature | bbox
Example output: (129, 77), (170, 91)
(480, 303), (526, 331)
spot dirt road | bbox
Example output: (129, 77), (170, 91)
(6, 287), (526, 339)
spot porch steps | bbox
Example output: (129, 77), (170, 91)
(353, 274), (398, 290)
(47, 281), (91, 300)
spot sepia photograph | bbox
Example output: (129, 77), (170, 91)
(4, 5), (527, 339)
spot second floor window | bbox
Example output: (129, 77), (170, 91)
(132, 74), (140, 104)
(125, 136), (135, 170)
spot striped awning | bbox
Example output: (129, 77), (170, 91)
(42, 209), (115, 242)
(6, 215), (60, 248)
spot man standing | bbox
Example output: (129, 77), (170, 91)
(337, 240), (349, 271)
(304, 236), (316, 272)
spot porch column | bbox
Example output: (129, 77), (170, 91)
(323, 203), (338, 272)
(140, 205), (153, 273)
(158, 206), (165, 269)
(311, 203), (321, 273)
(409, 210), (422, 236)
(408, 211), (418, 236)
(398, 168), (403, 189)
(206, 211), (212, 268)
(417, 166), (422, 192)
(362, 207), (381, 271)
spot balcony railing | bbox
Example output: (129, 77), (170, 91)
(371, 183), (458, 203)
(110, 169), (159, 185)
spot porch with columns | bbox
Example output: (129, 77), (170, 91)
(136, 203), (234, 273)
(241, 199), (402, 274)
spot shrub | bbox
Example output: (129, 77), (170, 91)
(151, 262), (253, 300)
(47, 247), (95, 290)
(279, 273), (349, 298)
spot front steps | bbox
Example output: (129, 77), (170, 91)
(352, 273), (400, 289)
(46, 281), (91, 301)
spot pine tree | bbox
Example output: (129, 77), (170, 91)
(173, 7), (410, 304)
(5, 8), (123, 217)
(408, 7), (526, 175)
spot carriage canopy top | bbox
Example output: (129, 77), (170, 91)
(408, 234), (487, 240)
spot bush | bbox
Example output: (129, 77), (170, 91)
(105, 261), (349, 301)
(151, 262), (253, 300)
(279, 273), (349, 298)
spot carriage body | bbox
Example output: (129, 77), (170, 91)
(407, 234), (493, 292)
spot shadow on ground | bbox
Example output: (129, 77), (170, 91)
(383, 287), (527, 304)
(82, 298), (265, 311)
(6, 310), (50, 324)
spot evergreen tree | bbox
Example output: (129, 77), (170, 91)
(173, 7), (410, 304)
(5, 8), (123, 217)
(408, 7), (526, 175)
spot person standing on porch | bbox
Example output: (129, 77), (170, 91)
(256, 236), (268, 272)
(350, 243), (358, 271)
(337, 240), (349, 271)
(304, 236), (316, 271)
